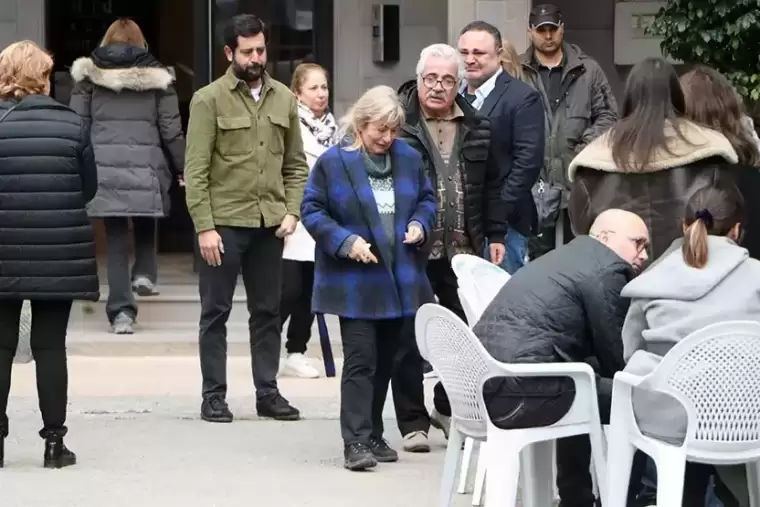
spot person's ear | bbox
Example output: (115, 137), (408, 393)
(729, 222), (743, 243)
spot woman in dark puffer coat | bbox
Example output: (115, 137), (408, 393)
(0, 40), (99, 469)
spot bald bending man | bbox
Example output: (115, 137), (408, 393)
(433, 209), (650, 507)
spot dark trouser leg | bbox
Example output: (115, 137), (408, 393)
(239, 226), (284, 399)
(339, 318), (378, 445)
(433, 382), (452, 416)
(131, 217), (158, 283)
(198, 226), (243, 399)
(0, 300), (22, 438)
(103, 217), (137, 322)
(281, 260), (314, 355)
(424, 258), (465, 418)
(30, 301), (73, 438)
(388, 317), (430, 436)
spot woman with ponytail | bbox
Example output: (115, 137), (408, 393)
(620, 184), (758, 505)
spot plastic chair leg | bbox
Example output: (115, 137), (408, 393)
(472, 445), (487, 506)
(439, 428), (465, 507)
(603, 437), (635, 506)
(652, 446), (686, 507)
(483, 430), (524, 507)
(316, 314), (335, 377)
(521, 440), (554, 507)
(589, 424), (608, 502)
(457, 437), (475, 494)
(746, 461), (760, 507)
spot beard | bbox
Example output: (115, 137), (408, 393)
(232, 61), (264, 82)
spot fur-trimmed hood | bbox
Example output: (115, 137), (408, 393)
(70, 45), (174, 92)
(567, 120), (738, 182)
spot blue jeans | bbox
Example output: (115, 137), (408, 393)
(485, 228), (528, 275)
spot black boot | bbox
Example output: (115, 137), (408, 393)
(44, 437), (76, 469)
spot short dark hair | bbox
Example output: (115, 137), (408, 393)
(459, 21), (502, 49)
(224, 14), (266, 51)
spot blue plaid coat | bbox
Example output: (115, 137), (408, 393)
(301, 139), (436, 320)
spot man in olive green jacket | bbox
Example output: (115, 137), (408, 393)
(184, 14), (308, 424)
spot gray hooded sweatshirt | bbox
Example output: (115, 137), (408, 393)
(621, 236), (760, 445)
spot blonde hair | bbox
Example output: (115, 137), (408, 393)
(0, 41), (53, 99)
(340, 85), (405, 151)
(291, 63), (328, 94)
(499, 39), (524, 81)
(101, 18), (148, 48)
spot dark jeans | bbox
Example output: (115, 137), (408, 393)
(339, 317), (420, 445)
(0, 300), (72, 439)
(198, 226), (283, 401)
(103, 217), (157, 323)
(280, 260), (314, 355)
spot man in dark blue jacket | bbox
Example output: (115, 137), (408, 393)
(458, 21), (545, 274)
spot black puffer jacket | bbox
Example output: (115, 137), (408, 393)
(0, 95), (99, 301)
(397, 80), (506, 255)
(473, 236), (633, 396)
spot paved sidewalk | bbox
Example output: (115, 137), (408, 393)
(1, 357), (476, 507)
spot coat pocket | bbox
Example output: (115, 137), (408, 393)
(216, 116), (253, 156)
(268, 114), (289, 155)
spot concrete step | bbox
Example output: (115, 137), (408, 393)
(65, 284), (344, 357)
(70, 284), (250, 332)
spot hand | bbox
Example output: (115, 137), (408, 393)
(489, 243), (505, 265)
(348, 237), (378, 264)
(276, 214), (298, 239)
(403, 223), (424, 244)
(177, 175), (185, 187)
(198, 230), (224, 267)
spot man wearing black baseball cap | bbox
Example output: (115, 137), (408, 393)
(521, 4), (618, 260)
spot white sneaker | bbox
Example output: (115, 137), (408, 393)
(282, 353), (320, 379)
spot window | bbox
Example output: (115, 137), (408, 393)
(211, 0), (333, 92)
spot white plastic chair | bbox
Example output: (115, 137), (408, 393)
(606, 320), (760, 507)
(449, 254), (509, 501)
(416, 303), (607, 507)
(450, 254), (510, 325)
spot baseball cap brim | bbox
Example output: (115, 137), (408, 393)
(532, 20), (560, 28)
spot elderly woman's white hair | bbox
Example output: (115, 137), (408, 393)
(340, 85), (405, 151)
(415, 43), (466, 82)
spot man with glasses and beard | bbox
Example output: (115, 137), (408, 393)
(184, 13), (308, 424)
(395, 43), (506, 451)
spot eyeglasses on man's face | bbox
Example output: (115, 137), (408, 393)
(421, 74), (458, 91)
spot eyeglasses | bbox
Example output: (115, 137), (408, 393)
(421, 74), (458, 91)
(593, 230), (649, 253)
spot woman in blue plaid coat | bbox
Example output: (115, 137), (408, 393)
(301, 85), (436, 471)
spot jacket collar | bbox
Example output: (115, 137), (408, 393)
(567, 120), (739, 182)
(70, 57), (174, 92)
(477, 70), (511, 116)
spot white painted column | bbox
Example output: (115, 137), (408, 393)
(448, 0), (532, 52)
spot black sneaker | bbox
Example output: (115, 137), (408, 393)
(201, 396), (233, 423)
(368, 436), (398, 463)
(344, 443), (377, 471)
(256, 393), (301, 421)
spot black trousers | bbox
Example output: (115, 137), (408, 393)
(103, 217), (157, 323)
(0, 300), (72, 439)
(425, 258), (468, 423)
(339, 317), (421, 445)
(280, 260), (315, 355)
(198, 226), (283, 401)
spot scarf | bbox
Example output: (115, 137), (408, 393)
(298, 102), (338, 148)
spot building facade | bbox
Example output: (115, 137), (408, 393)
(0, 0), (666, 255)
